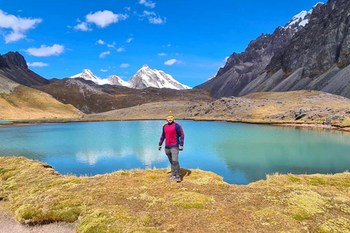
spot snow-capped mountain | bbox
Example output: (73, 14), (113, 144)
(69, 65), (190, 90)
(107, 75), (130, 87)
(128, 64), (190, 90)
(70, 69), (111, 85)
(283, 2), (324, 34)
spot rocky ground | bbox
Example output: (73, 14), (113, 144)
(85, 90), (350, 130)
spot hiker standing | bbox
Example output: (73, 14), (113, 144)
(158, 112), (184, 182)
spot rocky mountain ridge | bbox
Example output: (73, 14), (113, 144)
(0, 52), (49, 87)
(196, 0), (350, 99)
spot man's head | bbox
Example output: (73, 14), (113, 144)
(166, 111), (174, 123)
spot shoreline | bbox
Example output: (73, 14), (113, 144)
(1, 157), (349, 232)
(2, 117), (350, 133)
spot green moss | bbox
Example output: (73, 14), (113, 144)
(287, 190), (327, 220)
(15, 204), (45, 223)
(77, 208), (158, 233)
(287, 175), (301, 183)
(172, 191), (214, 209)
(77, 211), (113, 233)
(316, 217), (350, 233)
(309, 177), (327, 186)
(292, 210), (312, 221)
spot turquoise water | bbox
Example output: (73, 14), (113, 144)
(0, 121), (349, 184)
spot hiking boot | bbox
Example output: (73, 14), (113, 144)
(168, 175), (176, 180)
(175, 176), (181, 183)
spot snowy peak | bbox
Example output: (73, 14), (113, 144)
(283, 3), (323, 33)
(129, 64), (190, 90)
(107, 75), (130, 87)
(285, 10), (310, 29)
(70, 69), (109, 85)
(69, 65), (190, 90)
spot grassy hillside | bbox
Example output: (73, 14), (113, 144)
(0, 85), (82, 120)
(0, 157), (349, 233)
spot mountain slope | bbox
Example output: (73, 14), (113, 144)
(194, 5), (312, 98)
(0, 52), (49, 86)
(0, 85), (82, 120)
(195, 1), (350, 99)
(37, 78), (210, 113)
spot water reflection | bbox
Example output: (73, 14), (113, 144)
(0, 121), (350, 184)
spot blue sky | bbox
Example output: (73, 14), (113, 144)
(0, 0), (325, 87)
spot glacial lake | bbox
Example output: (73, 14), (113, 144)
(0, 120), (349, 184)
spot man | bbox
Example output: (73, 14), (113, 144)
(158, 111), (184, 182)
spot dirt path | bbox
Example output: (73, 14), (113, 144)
(0, 211), (76, 233)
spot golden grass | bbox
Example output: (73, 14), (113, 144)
(0, 157), (349, 232)
(0, 85), (82, 120)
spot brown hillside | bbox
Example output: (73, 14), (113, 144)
(87, 90), (350, 129)
(0, 85), (82, 120)
(36, 78), (212, 114)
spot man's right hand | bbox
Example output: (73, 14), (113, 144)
(158, 146), (162, 151)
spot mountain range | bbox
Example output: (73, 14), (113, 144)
(1, 0), (350, 119)
(196, 0), (350, 99)
(69, 64), (190, 90)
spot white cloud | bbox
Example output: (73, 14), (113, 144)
(120, 63), (130, 68)
(26, 44), (64, 57)
(116, 47), (125, 52)
(142, 11), (166, 25)
(107, 42), (116, 48)
(74, 22), (91, 31)
(85, 10), (128, 28)
(0, 10), (42, 43)
(97, 39), (105, 45)
(100, 69), (108, 72)
(139, 0), (156, 8)
(158, 53), (167, 56)
(27, 62), (48, 67)
(164, 59), (177, 66)
(126, 37), (133, 43)
(99, 51), (110, 58)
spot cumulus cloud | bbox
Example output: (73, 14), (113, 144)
(99, 51), (110, 58)
(116, 47), (125, 52)
(0, 10), (42, 43)
(120, 63), (130, 68)
(142, 11), (166, 24)
(26, 44), (64, 57)
(27, 62), (48, 67)
(139, 0), (156, 8)
(74, 10), (128, 31)
(74, 22), (91, 31)
(164, 59), (177, 66)
(107, 42), (116, 48)
(126, 37), (133, 43)
(86, 10), (128, 28)
(97, 39), (105, 45)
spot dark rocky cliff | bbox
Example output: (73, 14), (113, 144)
(196, 0), (350, 99)
(0, 52), (49, 86)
